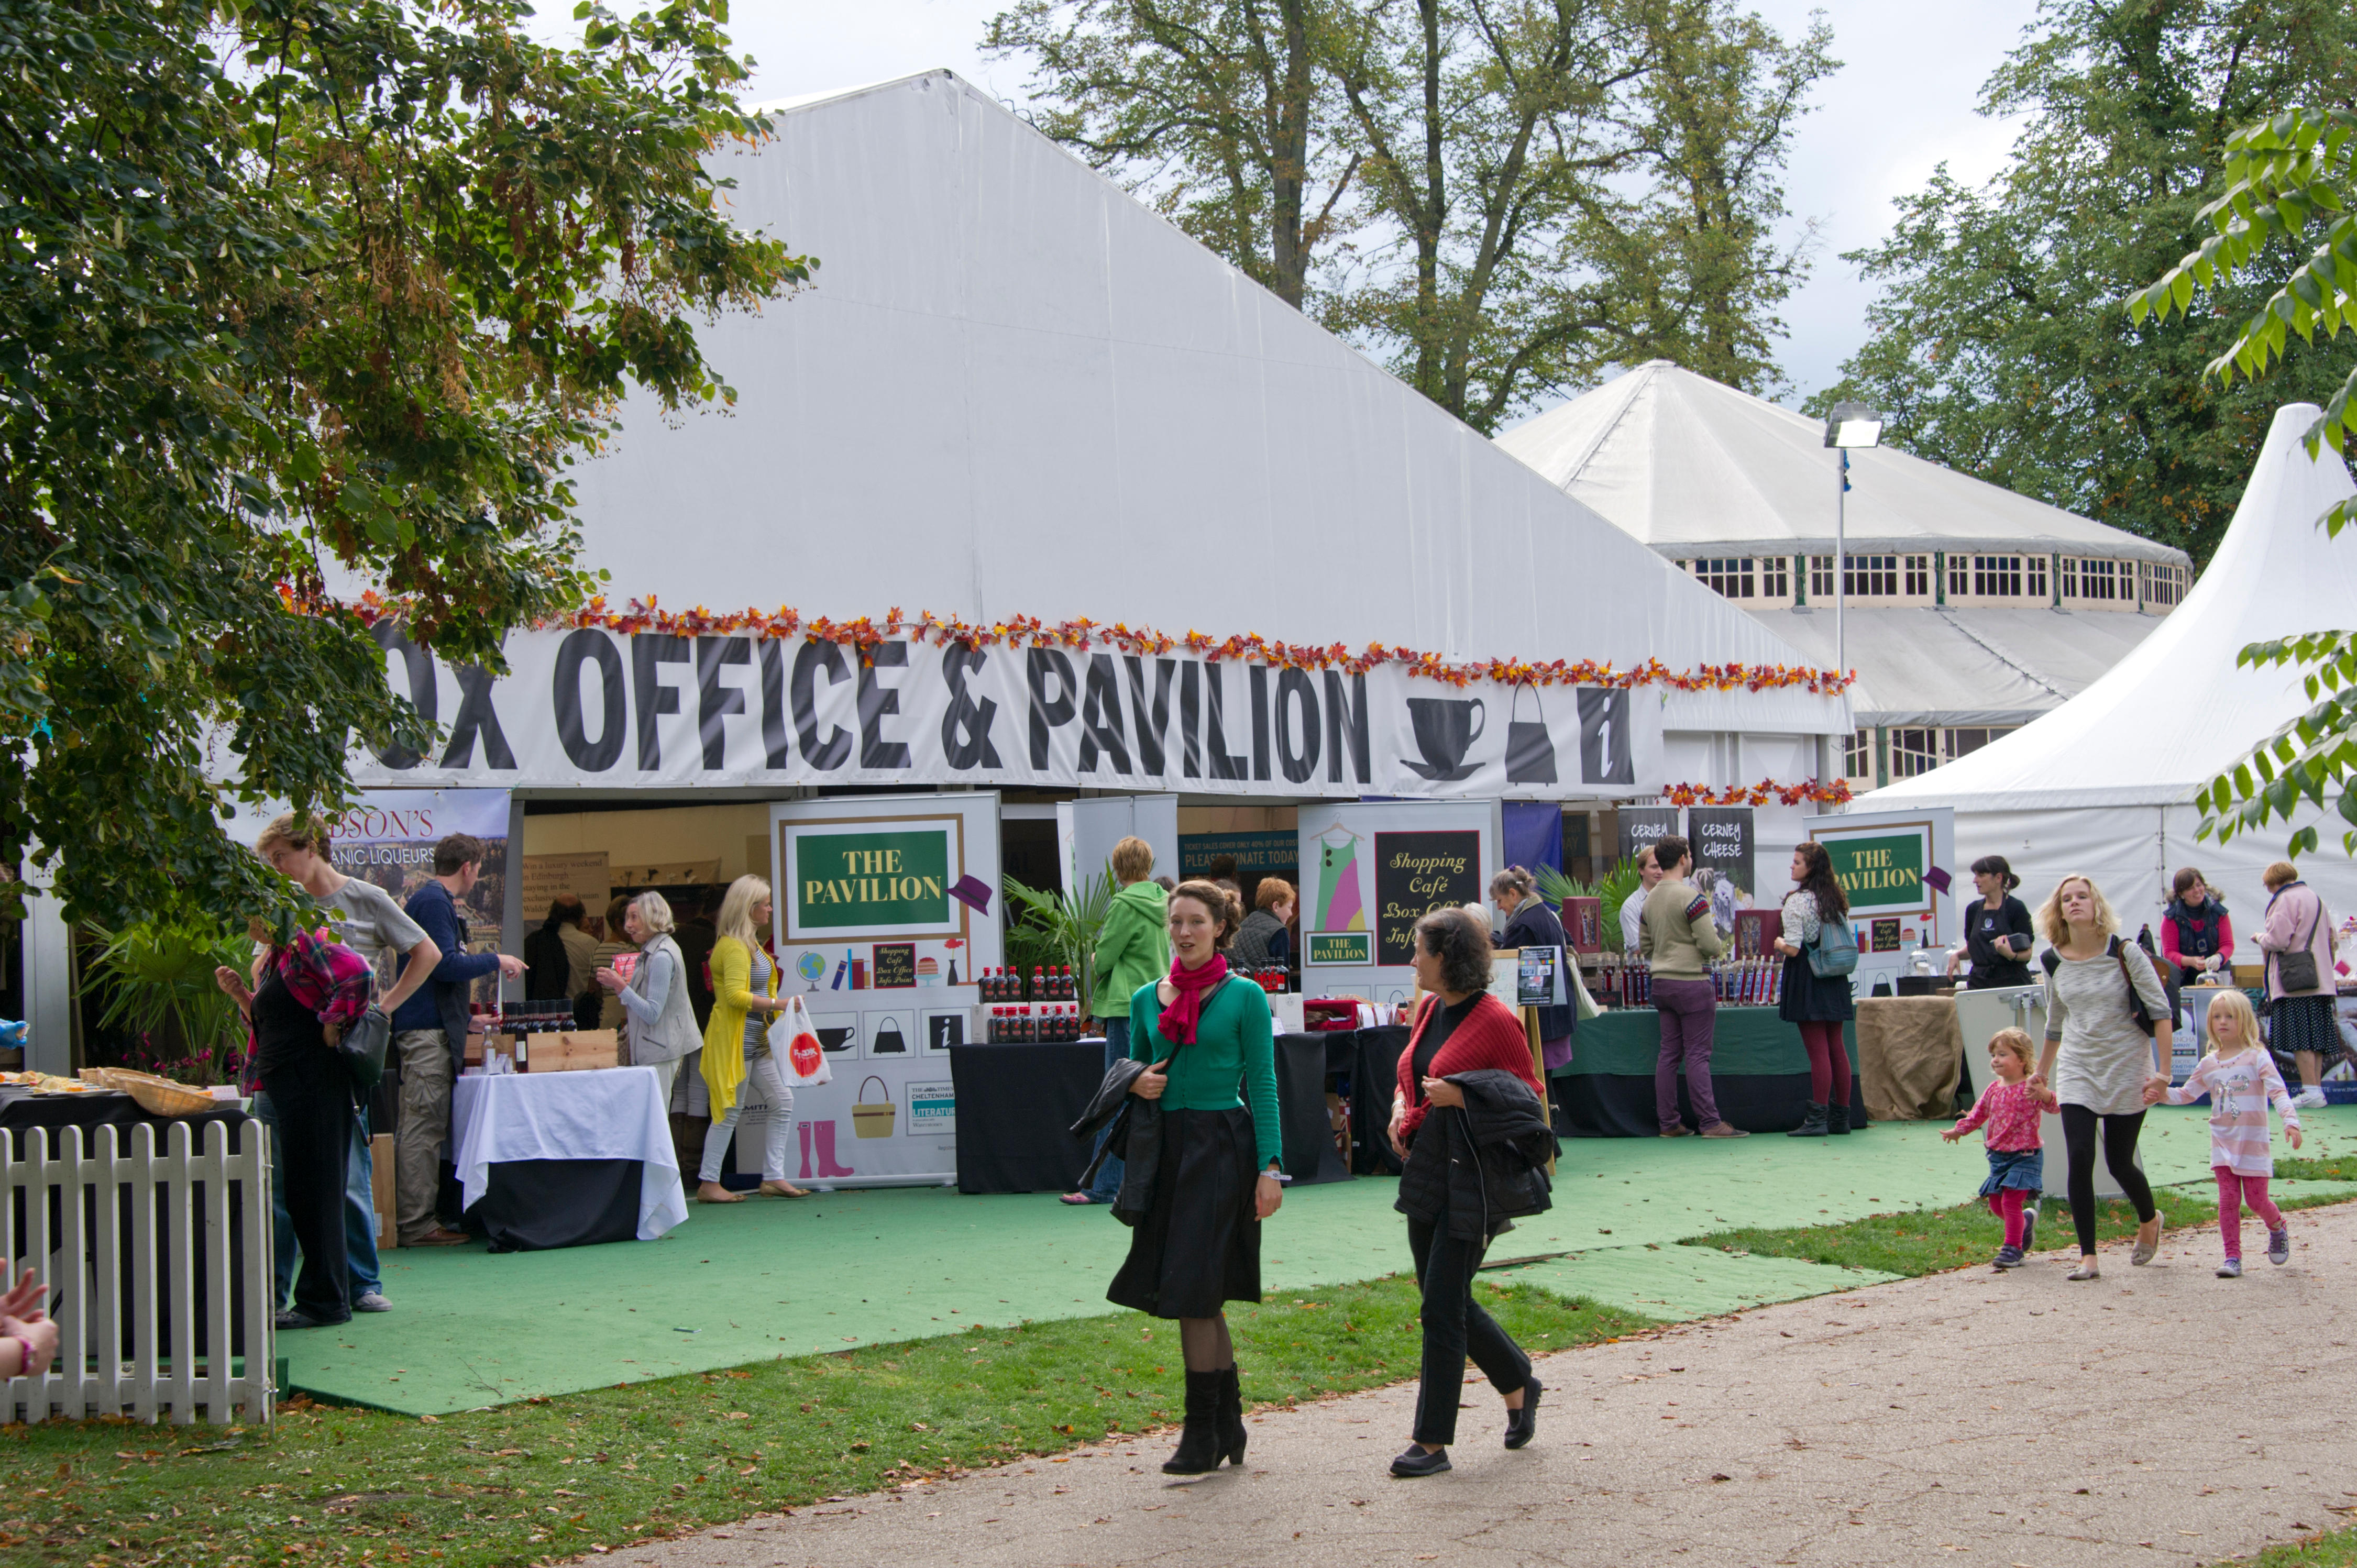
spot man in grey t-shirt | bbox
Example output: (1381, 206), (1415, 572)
(305, 876), (431, 1000)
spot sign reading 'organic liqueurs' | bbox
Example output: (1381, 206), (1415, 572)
(1824, 830), (1929, 914)
(1373, 831), (1481, 965)
(785, 819), (962, 940)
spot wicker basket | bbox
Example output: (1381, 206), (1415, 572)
(78, 1067), (218, 1118)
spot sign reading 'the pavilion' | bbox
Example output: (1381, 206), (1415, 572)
(783, 815), (966, 942)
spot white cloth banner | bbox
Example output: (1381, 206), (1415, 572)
(352, 625), (1666, 801)
(449, 1066), (689, 1241)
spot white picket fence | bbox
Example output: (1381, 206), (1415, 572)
(1, 1119), (275, 1424)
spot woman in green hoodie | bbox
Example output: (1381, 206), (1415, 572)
(1063, 837), (1172, 1205)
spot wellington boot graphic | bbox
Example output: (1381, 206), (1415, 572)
(807, 1119), (855, 1179)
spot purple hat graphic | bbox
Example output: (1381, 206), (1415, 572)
(1922, 865), (1953, 897)
(948, 874), (994, 915)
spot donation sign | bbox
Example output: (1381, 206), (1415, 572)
(1374, 831), (1481, 965)
(348, 623), (1669, 802)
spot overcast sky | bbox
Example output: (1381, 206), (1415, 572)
(543, 0), (2045, 410)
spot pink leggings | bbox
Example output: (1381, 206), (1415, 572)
(2214, 1168), (2285, 1259)
(1984, 1187), (2028, 1249)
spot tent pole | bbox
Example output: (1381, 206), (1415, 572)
(1835, 448), (1847, 678)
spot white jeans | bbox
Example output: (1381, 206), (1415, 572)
(699, 1051), (795, 1182)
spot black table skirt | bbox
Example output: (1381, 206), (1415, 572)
(1348, 1026), (1410, 1175)
(1551, 1075), (1870, 1138)
(949, 1042), (1103, 1195)
(1270, 1034), (1352, 1186)
(464, 1158), (642, 1252)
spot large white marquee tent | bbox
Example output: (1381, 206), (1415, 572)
(1867, 403), (2357, 936)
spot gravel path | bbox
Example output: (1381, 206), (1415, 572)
(609, 1202), (2357, 1568)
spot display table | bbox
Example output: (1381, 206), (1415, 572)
(0, 1086), (247, 1149)
(449, 1067), (687, 1251)
(1270, 1034), (1354, 1186)
(949, 1042), (1102, 1195)
(1548, 1009), (1863, 1136)
(1348, 1026), (1411, 1175)
(1855, 996), (1967, 1121)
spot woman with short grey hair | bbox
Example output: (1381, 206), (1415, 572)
(598, 892), (705, 1108)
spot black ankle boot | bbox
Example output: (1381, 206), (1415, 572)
(1216, 1364), (1247, 1466)
(1826, 1101), (1852, 1134)
(1162, 1371), (1226, 1474)
(1787, 1102), (1828, 1138)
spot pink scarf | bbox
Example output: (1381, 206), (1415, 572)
(1158, 953), (1230, 1046)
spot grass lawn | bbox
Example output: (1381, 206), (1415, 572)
(1682, 1183), (2354, 1277)
(2, 1274), (1650, 1567)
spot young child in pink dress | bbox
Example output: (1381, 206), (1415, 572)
(1943, 1029), (2057, 1269)
(2146, 989), (2303, 1277)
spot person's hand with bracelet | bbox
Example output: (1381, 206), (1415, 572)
(0, 1268), (56, 1378)
(1255, 1162), (1283, 1220)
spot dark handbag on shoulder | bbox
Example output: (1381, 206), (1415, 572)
(2275, 898), (2324, 994)
(2109, 938), (2157, 1039)
(328, 1007), (392, 1090)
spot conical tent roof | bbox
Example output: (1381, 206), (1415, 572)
(560, 73), (1843, 735)
(1869, 402), (2357, 813)
(1496, 360), (2183, 560)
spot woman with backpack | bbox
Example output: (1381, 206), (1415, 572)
(2031, 874), (2173, 1280)
(1772, 843), (1857, 1138)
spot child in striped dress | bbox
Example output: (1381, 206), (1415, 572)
(2147, 989), (2302, 1277)
(1943, 1029), (2056, 1269)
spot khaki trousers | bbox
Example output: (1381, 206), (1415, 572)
(392, 1030), (456, 1243)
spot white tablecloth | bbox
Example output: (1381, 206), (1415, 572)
(449, 1067), (688, 1241)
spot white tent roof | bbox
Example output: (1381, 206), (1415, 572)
(561, 72), (1844, 736)
(1496, 360), (2187, 563)
(1869, 403), (2357, 812)
(1758, 604), (2165, 727)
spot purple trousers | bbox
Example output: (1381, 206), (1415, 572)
(1653, 978), (1721, 1131)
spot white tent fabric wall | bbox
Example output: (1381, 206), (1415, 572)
(1867, 403), (2357, 931)
(559, 72), (1844, 748)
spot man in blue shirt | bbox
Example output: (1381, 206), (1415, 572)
(390, 834), (525, 1246)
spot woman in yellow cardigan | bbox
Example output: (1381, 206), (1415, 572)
(696, 875), (805, 1202)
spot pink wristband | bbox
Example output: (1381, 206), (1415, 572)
(8, 1334), (34, 1378)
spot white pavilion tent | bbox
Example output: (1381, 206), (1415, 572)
(1866, 403), (2357, 935)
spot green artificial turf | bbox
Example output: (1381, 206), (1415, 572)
(0, 1275), (1651, 1568)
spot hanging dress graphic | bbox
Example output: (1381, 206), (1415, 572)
(1317, 834), (1368, 933)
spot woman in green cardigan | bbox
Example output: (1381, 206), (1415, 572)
(1107, 878), (1284, 1475)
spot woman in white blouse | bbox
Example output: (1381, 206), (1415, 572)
(2030, 874), (2173, 1280)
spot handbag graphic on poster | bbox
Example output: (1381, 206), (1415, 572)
(1504, 682), (1558, 786)
(767, 994), (834, 1087)
(853, 1076), (897, 1140)
(871, 1017), (908, 1054)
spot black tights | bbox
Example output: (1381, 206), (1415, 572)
(1178, 1314), (1232, 1372)
(2059, 1103), (2156, 1255)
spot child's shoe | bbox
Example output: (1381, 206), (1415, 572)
(2216, 1258), (2242, 1278)
(2267, 1227), (2290, 1266)
(1992, 1245), (2023, 1269)
(2020, 1206), (2037, 1255)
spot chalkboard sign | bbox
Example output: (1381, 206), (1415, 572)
(1374, 830), (1482, 966)
(1686, 807), (1755, 900)
(1616, 807), (1679, 866)
(871, 942), (917, 989)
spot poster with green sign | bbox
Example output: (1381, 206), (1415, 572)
(783, 816), (965, 941)
(1817, 826), (1931, 914)
(1307, 932), (1372, 966)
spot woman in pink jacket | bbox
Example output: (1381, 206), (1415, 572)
(2254, 862), (2339, 1111)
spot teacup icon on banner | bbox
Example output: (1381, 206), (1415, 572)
(1504, 683), (1558, 786)
(1402, 696), (1485, 781)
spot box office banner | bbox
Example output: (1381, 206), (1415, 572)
(761, 794), (1004, 1187)
(349, 625), (1665, 802)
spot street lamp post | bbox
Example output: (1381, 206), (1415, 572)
(1821, 402), (1885, 681)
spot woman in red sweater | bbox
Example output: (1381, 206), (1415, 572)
(1386, 907), (1548, 1477)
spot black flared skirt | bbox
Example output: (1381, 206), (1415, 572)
(1778, 951), (1856, 1023)
(1106, 1107), (1262, 1319)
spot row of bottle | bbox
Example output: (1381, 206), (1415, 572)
(1245, 966), (1292, 994)
(986, 1004), (1088, 1043)
(979, 966), (1077, 1002)
(1709, 957), (1783, 1006)
(467, 1000), (576, 1034)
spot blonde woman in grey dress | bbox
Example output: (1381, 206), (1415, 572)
(2030, 874), (2173, 1280)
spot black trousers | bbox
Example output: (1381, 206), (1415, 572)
(1407, 1214), (1530, 1447)
(260, 1049), (357, 1324)
(2059, 1103), (2156, 1255)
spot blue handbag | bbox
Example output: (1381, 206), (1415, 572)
(1807, 919), (1860, 979)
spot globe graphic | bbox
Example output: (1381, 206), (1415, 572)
(795, 952), (827, 984)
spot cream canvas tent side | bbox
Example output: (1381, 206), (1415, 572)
(1866, 403), (2357, 937)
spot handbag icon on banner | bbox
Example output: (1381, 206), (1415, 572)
(853, 1076), (897, 1140)
(1504, 682), (1558, 786)
(871, 1019), (907, 1055)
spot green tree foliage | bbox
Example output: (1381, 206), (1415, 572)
(2129, 107), (2357, 855)
(0, 0), (810, 930)
(987, 0), (1834, 430)
(1807, 0), (2357, 567)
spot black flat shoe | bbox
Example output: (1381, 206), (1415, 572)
(1390, 1444), (1451, 1478)
(1504, 1376), (1543, 1449)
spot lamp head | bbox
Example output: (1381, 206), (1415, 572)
(1823, 401), (1885, 449)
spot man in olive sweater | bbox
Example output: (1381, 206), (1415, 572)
(1639, 835), (1745, 1139)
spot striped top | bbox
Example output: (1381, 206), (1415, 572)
(2163, 1048), (2300, 1178)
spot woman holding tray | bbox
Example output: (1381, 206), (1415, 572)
(1106, 878), (1284, 1475)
